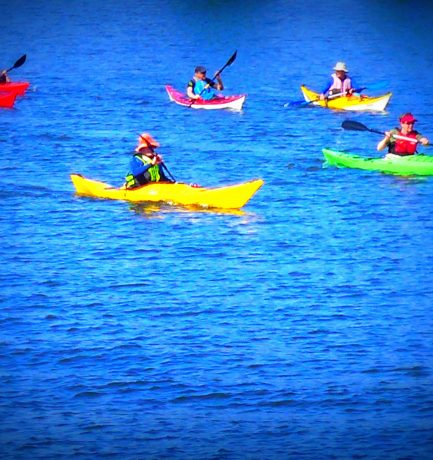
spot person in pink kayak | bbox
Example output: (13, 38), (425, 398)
(319, 62), (357, 100)
(377, 113), (429, 157)
(186, 65), (224, 101)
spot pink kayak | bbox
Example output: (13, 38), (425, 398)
(0, 81), (30, 96)
(165, 85), (246, 110)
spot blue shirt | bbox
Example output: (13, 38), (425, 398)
(188, 77), (217, 100)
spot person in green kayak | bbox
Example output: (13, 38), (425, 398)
(377, 113), (429, 157)
(319, 62), (356, 100)
(186, 65), (224, 101)
(0, 69), (11, 83)
(124, 133), (173, 189)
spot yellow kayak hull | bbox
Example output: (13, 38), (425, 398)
(70, 174), (264, 209)
(301, 85), (392, 111)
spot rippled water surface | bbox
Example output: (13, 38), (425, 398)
(2, 1), (433, 458)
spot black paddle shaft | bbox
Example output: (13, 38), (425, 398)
(198, 50), (237, 95)
(189, 51), (238, 106)
(211, 50), (237, 81)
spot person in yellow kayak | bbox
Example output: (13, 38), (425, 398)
(377, 113), (429, 158)
(0, 69), (11, 83)
(319, 62), (357, 100)
(125, 133), (173, 189)
(186, 65), (224, 101)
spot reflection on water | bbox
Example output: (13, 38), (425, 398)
(128, 201), (249, 217)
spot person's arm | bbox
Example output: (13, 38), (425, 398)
(319, 79), (333, 100)
(377, 130), (393, 151)
(186, 80), (200, 99)
(416, 133), (429, 146)
(204, 76), (223, 91)
(346, 77), (357, 94)
(130, 155), (155, 176)
(0, 70), (10, 83)
(212, 73), (223, 91)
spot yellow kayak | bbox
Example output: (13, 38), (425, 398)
(300, 85), (392, 111)
(70, 174), (264, 209)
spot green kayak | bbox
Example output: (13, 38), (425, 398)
(323, 148), (433, 176)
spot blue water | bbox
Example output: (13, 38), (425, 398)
(1, 0), (433, 458)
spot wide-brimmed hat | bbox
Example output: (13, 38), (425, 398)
(137, 133), (160, 149)
(333, 62), (348, 72)
(399, 113), (417, 124)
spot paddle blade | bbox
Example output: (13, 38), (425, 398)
(341, 120), (370, 132)
(342, 120), (384, 136)
(226, 50), (237, 67)
(7, 54), (26, 72)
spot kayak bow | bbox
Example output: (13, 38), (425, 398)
(0, 91), (18, 108)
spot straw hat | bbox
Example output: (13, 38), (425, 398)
(137, 133), (160, 150)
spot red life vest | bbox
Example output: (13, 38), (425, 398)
(389, 129), (419, 155)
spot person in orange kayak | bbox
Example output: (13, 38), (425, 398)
(377, 113), (429, 157)
(0, 69), (11, 83)
(186, 65), (224, 101)
(125, 133), (173, 189)
(319, 62), (357, 100)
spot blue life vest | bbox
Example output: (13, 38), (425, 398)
(193, 78), (216, 100)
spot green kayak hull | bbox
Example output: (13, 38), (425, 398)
(323, 148), (433, 176)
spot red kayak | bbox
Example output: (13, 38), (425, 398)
(0, 91), (18, 108)
(166, 85), (246, 110)
(0, 81), (30, 96)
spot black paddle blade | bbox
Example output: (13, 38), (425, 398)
(341, 120), (369, 132)
(342, 119), (384, 136)
(226, 50), (237, 67)
(7, 54), (26, 72)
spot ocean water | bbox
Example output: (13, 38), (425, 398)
(1, 0), (433, 458)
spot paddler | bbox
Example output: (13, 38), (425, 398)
(0, 69), (11, 83)
(186, 65), (224, 101)
(124, 133), (173, 189)
(377, 113), (429, 158)
(319, 62), (357, 100)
